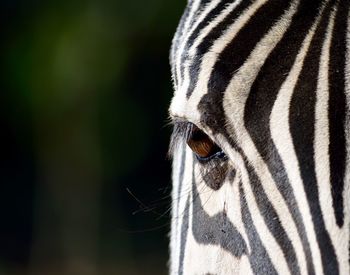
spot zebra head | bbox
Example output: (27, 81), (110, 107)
(168, 0), (350, 274)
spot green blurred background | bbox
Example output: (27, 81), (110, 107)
(0, 1), (184, 274)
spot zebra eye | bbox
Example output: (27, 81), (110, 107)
(187, 125), (225, 161)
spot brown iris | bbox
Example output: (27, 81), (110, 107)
(187, 124), (222, 159)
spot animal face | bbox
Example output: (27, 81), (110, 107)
(168, 0), (350, 274)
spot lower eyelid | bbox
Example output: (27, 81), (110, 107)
(195, 150), (227, 163)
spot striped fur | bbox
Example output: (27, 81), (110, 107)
(169, 0), (350, 274)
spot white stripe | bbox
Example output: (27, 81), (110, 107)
(170, 142), (183, 271)
(170, 146), (193, 275)
(170, 144), (182, 274)
(315, 6), (335, 236)
(270, 8), (327, 275)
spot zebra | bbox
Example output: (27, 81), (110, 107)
(168, 0), (350, 274)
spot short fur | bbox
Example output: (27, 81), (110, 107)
(169, 0), (350, 274)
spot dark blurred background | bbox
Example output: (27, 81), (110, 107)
(0, 1), (184, 274)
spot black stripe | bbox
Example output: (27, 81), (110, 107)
(178, 196), (190, 275)
(289, 2), (339, 274)
(179, 0), (234, 82)
(328, 0), (348, 228)
(186, 0), (254, 98)
(199, 0), (292, 132)
(239, 182), (278, 275)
